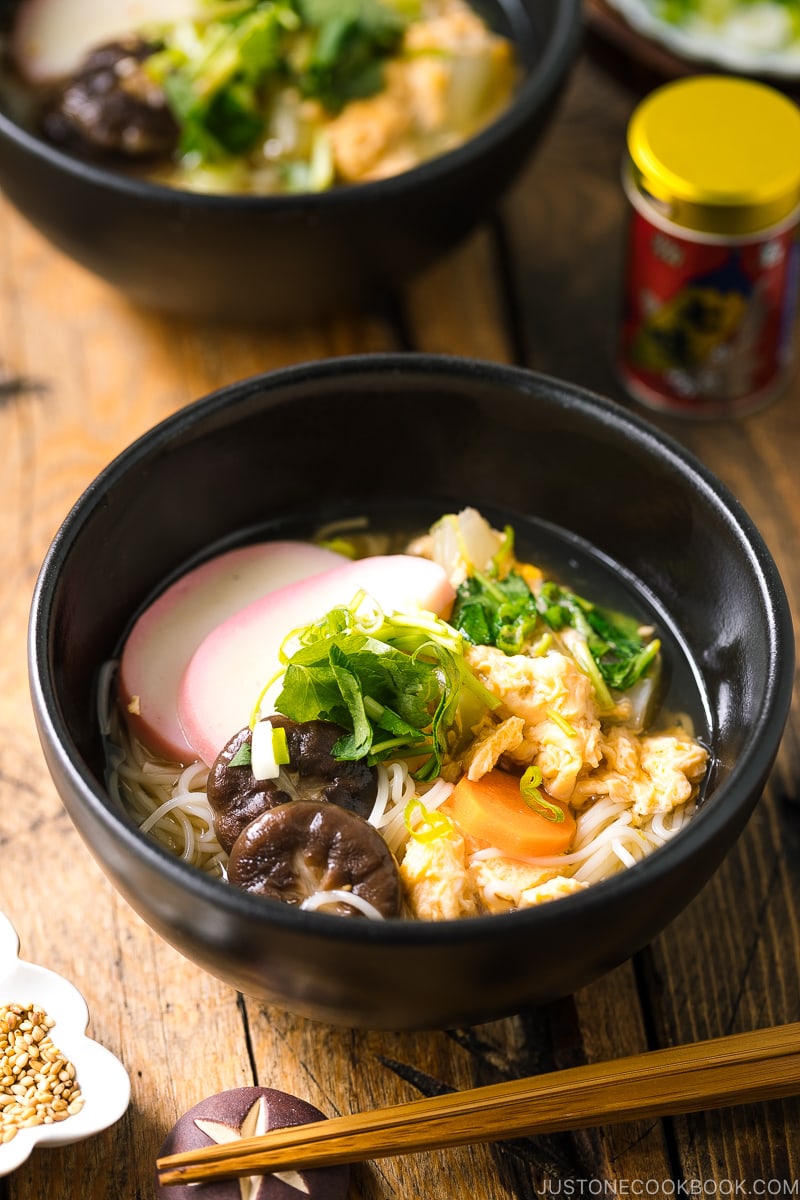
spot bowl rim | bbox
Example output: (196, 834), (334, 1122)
(0, 0), (583, 210)
(28, 352), (795, 948)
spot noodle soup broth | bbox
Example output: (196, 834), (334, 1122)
(104, 498), (714, 923)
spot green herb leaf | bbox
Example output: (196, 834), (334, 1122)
(450, 568), (660, 695)
(295, 0), (410, 110)
(271, 598), (488, 778)
(145, 0), (421, 174)
(205, 82), (264, 153)
(148, 2), (296, 162)
(327, 643), (374, 759)
(228, 741), (252, 767)
(451, 569), (540, 655)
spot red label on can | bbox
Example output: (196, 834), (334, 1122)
(619, 201), (799, 416)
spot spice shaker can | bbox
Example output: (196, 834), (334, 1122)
(619, 75), (800, 417)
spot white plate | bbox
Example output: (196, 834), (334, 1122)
(603, 0), (800, 77)
(0, 910), (130, 1176)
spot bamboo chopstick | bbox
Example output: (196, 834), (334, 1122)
(157, 1021), (800, 1187)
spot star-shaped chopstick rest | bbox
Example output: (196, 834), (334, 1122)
(154, 1086), (350, 1200)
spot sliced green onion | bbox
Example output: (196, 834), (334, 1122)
(249, 665), (285, 727)
(363, 695), (385, 721)
(491, 524), (515, 576)
(250, 719), (291, 780)
(519, 765), (565, 824)
(403, 797), (454, 843)
(546, 707), (577, 738)
(529, 632), (552, 657)
(571, 637), (615, 713)
(316, 537), (358, 558)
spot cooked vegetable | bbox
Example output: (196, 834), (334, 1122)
(249, 718), (290, 780)
(428, 507), (509, 583)
(647, 0), (800, 52)
(208, 724), (291, 852)
(450, 569), (661, 693)
(449, 768), (576, 858)
(42, 37), (180, 158)
(451, 568), (539, 653)
(273, 598), (497, 781)
(141, 0), (411, 167)
(295, 0), (415, 110)
(519, 764), (564, 822)
(14, 0), (516, 194)
(109, 506), (709, 923)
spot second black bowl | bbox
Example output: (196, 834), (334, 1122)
(0, 0), (581, 321)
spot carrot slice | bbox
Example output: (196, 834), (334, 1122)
(450, 768), (576, 858)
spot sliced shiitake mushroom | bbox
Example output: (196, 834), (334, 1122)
(274, 716), (378, 811)
(207, 717), (378, 853)
(206, 725), (291, 854)
(227, 800), (402, 919)
(42, 37), (179, 158)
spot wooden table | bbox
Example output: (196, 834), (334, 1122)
(1, 25), (799, 1200)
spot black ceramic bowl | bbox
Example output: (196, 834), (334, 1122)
(28, 355), (794, 1029)
(0, 0), (581, 322)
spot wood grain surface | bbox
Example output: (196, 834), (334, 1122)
(0, 33), (798, 1200)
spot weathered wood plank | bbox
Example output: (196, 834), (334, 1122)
(403, 225), (515, 363)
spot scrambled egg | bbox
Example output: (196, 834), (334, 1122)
(326, 0), (514, 182)
(571, 725), (709, 823)
(327, 67), (415, 182)
(468, 854), (557, 914)
(519, 875), (589, 907)
(462, 714), (525, 781)
(403, 836), (592, 918)
(464, 645), (603, 800)
(395, 507), (710, 920)
(400, 827), (479, 920)
(399, 649), (708, 920)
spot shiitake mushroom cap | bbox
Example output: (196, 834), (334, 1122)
(208, 718), (378, 854)
(227, 800), (403, 919)
(154, 1085), (350, 1200)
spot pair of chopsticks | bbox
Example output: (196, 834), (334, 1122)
(157, 1021), (800, 1187)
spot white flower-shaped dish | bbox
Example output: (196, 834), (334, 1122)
(0, 909), (130, 1176)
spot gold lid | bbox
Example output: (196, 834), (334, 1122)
(627, 75), (800, 235)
